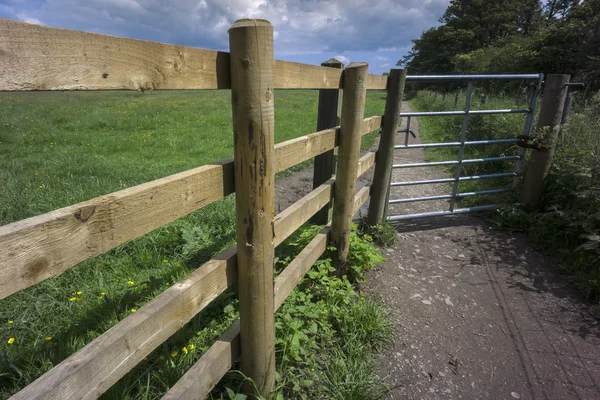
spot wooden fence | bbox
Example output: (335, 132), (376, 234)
(0, 17), (405, 398)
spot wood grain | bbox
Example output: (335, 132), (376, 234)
(357, 152), (376, 178)
(0, 18), (387, 91)
(331, 62), (369, 275)
(0, 161), (234, 300)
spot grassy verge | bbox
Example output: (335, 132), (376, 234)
(0, 89), (387, 398)
(411, 90), (600, 302)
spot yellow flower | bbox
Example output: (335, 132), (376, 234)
(162, 259), (169, 263)
(171, 350), (178, 357)
(182, 346), (188, 355)
(188, 344), (195, 350)
(7, 337), (15, 345)
(45, 336), (52, 341)
(101, 292), (106, 295)
(76, 291), (82, 295)
(7, 320), (13, 325)
(127, 281), (134, 286)
(159, 355), (165, 360)
(69, 297), (77, 301)
(39, 185), (43, 189)
(143, 357), (148, 361)
(131, 308), (136, 313)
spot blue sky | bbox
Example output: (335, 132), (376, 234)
(0, 0), (450, 74)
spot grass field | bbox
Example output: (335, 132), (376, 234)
(0, 89), (388, 398)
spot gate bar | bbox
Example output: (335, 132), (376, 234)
(388, 188), (509, 204)
(406, 74), (541, 82)
(448, 81), (474, 211)
(393, 155), (520, 169)
(395, 138), (520, 150)
(390, 172), (517, 187)
(387, 204), (497, 221)
(400, 108), (529, 117)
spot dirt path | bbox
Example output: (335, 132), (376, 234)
(275, 103), (600, 399)
(363, 103), (600, 399)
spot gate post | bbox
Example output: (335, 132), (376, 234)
(367, 68), (407, 225)
(228, 19), (275, 395)
(331, 62), (368, 276)
(311, 58), (343, 225)
(523, 74), (570, 208)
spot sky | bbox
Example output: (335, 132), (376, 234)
(0, 0), (450, 75)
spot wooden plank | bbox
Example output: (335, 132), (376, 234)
(0, 160), (235, 300)
(331, 62), (368, 275)
(9, 175), (335, 400)
(366, 74), (389, 90)
(357, 152), (376, 178)
(273, 60), (342, 89)
(162, 187), (369, 400)
(0, 18), (231, 91)
(229, 19), (276, 395)
(368, 69), (407, 224)
(275, 115), (382, 173)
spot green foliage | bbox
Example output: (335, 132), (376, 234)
(270, 225), (391, 399)
(358, 219), (398, 247)
(412, 91), (600, 302)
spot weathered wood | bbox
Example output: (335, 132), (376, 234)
(561, 94), (573, 125)
(0, 17), (231, 91)
(9, 174), (336, 400)
(161, 187), (371, 400)
(357, 152), (376, 178)
(0, 113), (383, 300)
(0, 18), (387, 91)
(368, 69), (407, 225)
(523, 74), (570, 208)
(331, 62), (369, 275)
(275, 115), (382, 173)
(312, 59), (343, 225)
(229, 18), (276, 395)
(0, 161), (234, 300)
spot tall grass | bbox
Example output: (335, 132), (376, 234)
(411, 89), (600, 301)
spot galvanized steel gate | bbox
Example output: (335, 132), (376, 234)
(386, 74), (544, 221)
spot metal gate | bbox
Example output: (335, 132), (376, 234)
(386, 73), (544, 221)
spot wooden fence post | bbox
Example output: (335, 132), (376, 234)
(228, 19), (275, 395)
(331, 62), (368, 275)
(367, 68), (407, 225)
(523, 74), (570, 208)
(312, 58), (344, 225)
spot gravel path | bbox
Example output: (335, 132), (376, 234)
(363, 103), (600, 400)
(275, 103), (600, 400)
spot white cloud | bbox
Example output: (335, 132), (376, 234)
(334, 55), (350, 66)
(380, 63), (391, 69)
(375, 55), (388, 61)
(17, 13), (42, 25)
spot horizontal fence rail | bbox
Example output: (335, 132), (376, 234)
(388, 188), (510, 204)
(387, 204), (498, 221)
(405, 74), (542, 82)
(0, 115), (382, 300)
(399, 108), (530, 117)
(390, 172), (518, 187)
(395, 138), (521, 150)
(0, 18), (387, 91)
(393, 155), (520, 168)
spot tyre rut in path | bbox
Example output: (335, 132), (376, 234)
(362, 103), (600, 399)
(274, 102), (600, 400)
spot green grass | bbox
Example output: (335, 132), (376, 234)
(411, 90), (600, 302)
(0, 89), (387, 399)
